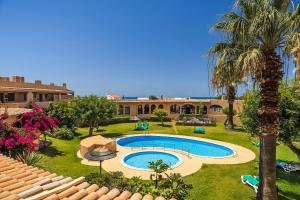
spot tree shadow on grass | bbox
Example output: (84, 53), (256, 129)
(276, 170), (300, 200)
(39, 146), (66, 157)
(74, 131), (82, 137)
(101, 133), (124, 138)
(95, 129), (107, 133)
(277, 170), (300, 185)
(158, 124), (172, 127)
(279, 191), (300, 200)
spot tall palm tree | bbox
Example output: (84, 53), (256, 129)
(213, 0), (299, 199)
(209, 41), (244, 129)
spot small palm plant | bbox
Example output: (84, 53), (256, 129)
(17, 152), (42, 167)
(148, 159), (169, 188)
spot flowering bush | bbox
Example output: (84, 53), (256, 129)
(14, 105), (60, 147)
(0, 118), (36, 158)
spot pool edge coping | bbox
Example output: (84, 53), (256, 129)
(116, 133), (237, 159)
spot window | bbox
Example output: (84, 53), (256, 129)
(144, 105), (150, 114)
(158, 104), (164, 109)
(137, 105), (143, 114)
(210, 105), (223, 112)
(118, 105), (124, 115)
(170, 104), (177, 113)
(151, 105), (156, 113)
(6, 93), (15, 102)
(124, 105), (130, 115)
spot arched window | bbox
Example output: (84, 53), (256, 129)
(118, 105), (124, 115)
(137, 105), (143, 115)
(181, 104), (195, 114)
(151, 104), (156, 113)
(158, 104), (164, 109)
(170, 104), (177, 114)
(144, 104), (150, 114)
(124, 105), (130, 115)
(210, 105), (223, 112)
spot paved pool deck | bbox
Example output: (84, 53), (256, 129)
(77, 134), (256, 180)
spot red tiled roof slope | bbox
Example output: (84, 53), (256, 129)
(0, 154), (174, 200)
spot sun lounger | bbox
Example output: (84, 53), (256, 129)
(241, 175), (259, 193)
(194, 127), (205, 134)
(135, 121), (145, 130)
(143, 121), (149, 130)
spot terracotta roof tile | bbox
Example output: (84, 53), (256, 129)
(0, 154), (173, 200)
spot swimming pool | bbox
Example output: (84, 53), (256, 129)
(122, 151), (182, 170)
(117, 135), (235, 157)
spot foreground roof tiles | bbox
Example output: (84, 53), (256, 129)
(0, 154), (173, 200)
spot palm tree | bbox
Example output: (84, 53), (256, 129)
(209, 41), (244, 129)
(286, 33), (300, 87)
(213, 0), (300, 199)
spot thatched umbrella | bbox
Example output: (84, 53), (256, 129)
(84, 148), (116, 174)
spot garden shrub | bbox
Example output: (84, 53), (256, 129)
(86, 170), (192, 200)
(0, 116), (36, 158)
(139, 116), (172, 122)
(50, 126), (74, 140)
(86, 171), (129, 190)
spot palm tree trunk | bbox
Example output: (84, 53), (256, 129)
(256, 50), (282, 200)
(227, 85), (235, 130)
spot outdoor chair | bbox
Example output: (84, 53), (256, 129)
(241, 175), (259, 193)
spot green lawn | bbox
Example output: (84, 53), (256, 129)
(37, 122), (300, 200)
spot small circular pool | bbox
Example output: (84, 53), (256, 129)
(122, 151), (182, 170)
(118, 135), (235, 157)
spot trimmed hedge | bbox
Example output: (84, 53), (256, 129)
(139, 116), (172, 122)
(102, 117), (131, 125)
(101, 116), (172, 125)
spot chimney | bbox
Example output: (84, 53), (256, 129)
(35, 80), (42, 84)
(62, 83), (67, 88)
(20, 76), (25, 82)
(12, 76), (19, 82)
(50, 83), (55, 86)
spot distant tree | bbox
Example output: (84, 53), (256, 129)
(278, 82), (300, 161)
(148, 159), (169, 188)
(47, 101), (77, 129)
(240, 90), (260, 136)
(74, 95), (117, 136)
(241, 82), (300, 161)
(153, 109), (168, 126)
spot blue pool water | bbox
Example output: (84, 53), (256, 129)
(123, 151), (180, 170)
(118, 135), (235, 157)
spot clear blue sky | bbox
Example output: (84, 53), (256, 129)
(0, 0), (252, 97)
